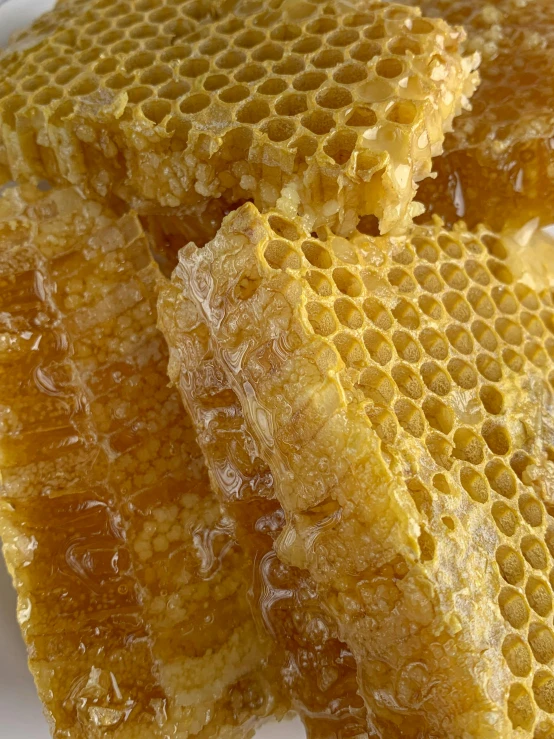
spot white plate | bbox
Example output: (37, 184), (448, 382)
(0, 2), (304, 736)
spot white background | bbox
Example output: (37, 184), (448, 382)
(0, 1), (304, 736)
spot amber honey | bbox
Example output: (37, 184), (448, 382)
(159, 284), (368, 738)
(400, 0), (554, 231)
(0, 187), (281, 738)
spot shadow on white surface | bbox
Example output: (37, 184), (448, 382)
(0, 2), (307, 738)
(0, 558), (50, 737)
(0, 0), (55, 40)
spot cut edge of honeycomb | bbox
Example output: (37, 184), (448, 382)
(0, 0), (478, 239)
(395, 0), (554, 233)
(157, 271), (370, 736)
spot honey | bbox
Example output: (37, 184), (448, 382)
(168, 201), (554, 736)
(159, 281), (368, 738)
(0, 0), (477, 246)
(0, 186), (283, 738)
(399, 0), (554, 231)
(2, 1), (554, 737)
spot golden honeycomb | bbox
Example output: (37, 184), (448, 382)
(398, 0), (554, 231)
(158, 280), (368, 738)
(0, 186), (284, 738)
(0, 0), (478, 239)
(171, 201), (554, 736)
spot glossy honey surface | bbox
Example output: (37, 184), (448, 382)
(0, 186), (282, 738)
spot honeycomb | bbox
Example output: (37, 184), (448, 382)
(397, 0), (554, 231)
(0, 0), (478, 239)
(0, 186), (285, 738)
(158, 280), (368, 738)
(172, 201), (554, 737)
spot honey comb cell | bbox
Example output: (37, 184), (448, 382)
(174, 201), (554, 737)
(0, 186), (284, 738)
(0, 0), (477, 238)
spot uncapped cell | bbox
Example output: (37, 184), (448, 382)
(174, 200), (554, 737)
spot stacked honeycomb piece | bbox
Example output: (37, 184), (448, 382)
(163, 202), (554, 737)
(0, 186), (283, 738)
(397, 0), (554, 230)
(4, 0), (554, 738)
(158, 282), (368, 738)
(0, 0), (478, 242)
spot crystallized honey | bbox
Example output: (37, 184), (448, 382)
(159, 280), (369, 739)
(399, 0), (554, 231)
(0, 0), (477, 244)
(173, 202), (554, 737)
(0, 186), (284, 738)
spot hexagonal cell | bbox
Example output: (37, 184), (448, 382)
(446, 324), (473, 355)
(460, 467), (488, 504)
(357, 366), (395, 406)
(268, 214), (301, 241)
(392, 330), (421, 363)
(422, 396), (454, 435)
(496, 545), (525, 586)
(306, 301), (338, 337)
(491, 501), (519, 537)
(333, 267), (363, 297)
(363, 328), (393, 366)
(333, 297), (364, 329)
(391, 363), (423, 399)
(533, 671), (554, 714)
(507, 683), (535, 731)
(334, 332), (367, 368)
(498, 587), (530, 629)
(264, 239), (302, 270)
(502, 634), (532, 677)
(521, 536), (548, 570)
(420, 362), (451, 397)
(485, 459), (516, 499)
(529, 624), (554, 665)
(482, 421), (511, 456)
(453, 428), (484, 465)
(323, 130), (358, 164)
(425, 433), (453, 470)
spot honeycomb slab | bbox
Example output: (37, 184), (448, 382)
(0, 0), (477, 238)
(0, 186), (283, 738)
(175, 202), (554, 737)
(158, 279), (368, 738)
(399, 0), (554, 231)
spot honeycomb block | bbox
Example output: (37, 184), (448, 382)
(158, 280), (368, 737)
(174, 201), (554, 737)
(398, 0), (554, 231)
(0, 0), (477, 237)
(0, 186), (284, 738)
